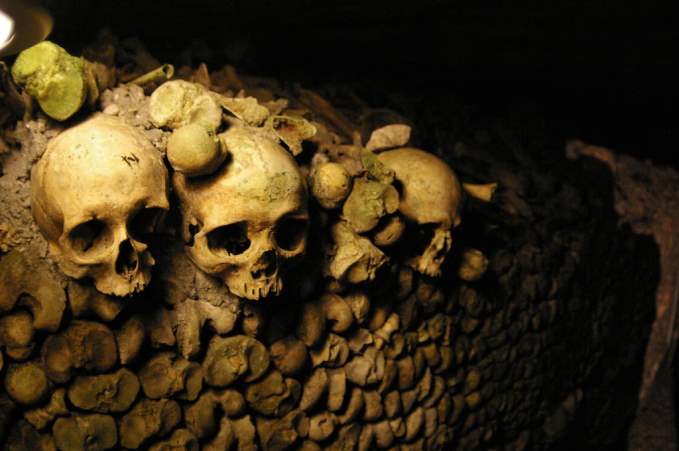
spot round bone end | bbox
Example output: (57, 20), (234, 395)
(4, 362), (49, 406)
(167, 123), (224, 177)
(310, 162), (352, 209)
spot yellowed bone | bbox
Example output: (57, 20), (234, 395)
(462, 182), (498, 202)
(130, 64), (175, 87)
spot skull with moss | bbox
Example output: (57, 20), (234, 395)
(173, 126), (310, 300)
(31, 114), (170, 296)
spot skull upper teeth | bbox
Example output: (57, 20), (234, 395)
(174, 126), (309, 300)
(31, 114), (169, 297)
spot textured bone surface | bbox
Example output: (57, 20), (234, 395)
(30, 114), (169, 297)
(378, 147), (462, 277)
(174, 125), (309, 300)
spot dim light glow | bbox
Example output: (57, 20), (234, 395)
(0, 8), (15, 50)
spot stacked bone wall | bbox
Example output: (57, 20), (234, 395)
(0, 53), (659, 451)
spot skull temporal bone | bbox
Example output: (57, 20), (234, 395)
(30, 114), (170, 296)
(377, 147), (462, 277)
(173, 126), (309, 301)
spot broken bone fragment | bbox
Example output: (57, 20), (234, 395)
(365, 124), (412, 152)
(67, 281), (125, 322)
(129, 64), (175, 87)
(202, 335), (270, 387)
(11, 41), (87, 121)
(309, 333), (350, 368)
(115, 315), (145, 365)
(218, 95), (270, 126)
(299, 367), (329, 411)
(184, 389), (246, 438)
(245, 370), (301, 416)
(67, 368), (140, 413)
(149, 79), (222, 131)
(173, 125), (309, 300)
(255, 409), (308, 450)
(378, 148), (462, 277)
(148, 428), (200, 451)
(24, 388), (69, 430)
(267, 114), (317, 156)
(139, 352), (203, 400)
(342, 178), (399, 233)
(322, 294), (355, 333)
(53, 414), (118, 451)
(308, 412), (337, 442)
(30, 114), (170, 297)
(325, 222), (387, 284)
(119, 398), (182, 449)
(167, 123), (226, 176)
(174, 298), (239, 359)
(296, 299), (327, 348)
(462, 182), (498, 203)
(360, 149), (395, 184)
(41, 320), (117, 384)
(0, 250), (66, 332)
(270, 335), (309, 376)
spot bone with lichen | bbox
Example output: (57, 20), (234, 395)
(173, 125), (309, 301)
(11, 41), (87, 121)
(149, 79), (222, 131)
(266, 114), (317, 156)
(342, 178), (399, 233)
(325, 222), (387, 284)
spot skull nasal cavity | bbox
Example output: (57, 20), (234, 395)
(115, 240), (139, 275)
(251, 250), (277, 279)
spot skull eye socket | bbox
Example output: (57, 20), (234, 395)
(129, 207), (166, 242)
(207, 222), (251, 255)
(275, 217), (308, 251)
(68, 219), (112, 254)
(402, 222), (437, 256)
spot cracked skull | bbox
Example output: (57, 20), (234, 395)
(173, 126), (309, 300)
(31, 114), (170, 297)
(378, 147), (462, 277)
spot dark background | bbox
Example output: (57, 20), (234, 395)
(47, 0), (677, 167)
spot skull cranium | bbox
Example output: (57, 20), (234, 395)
(31, 114), (170, 296)
(173, 126), (309, 300)
(378, 147), (462, 277)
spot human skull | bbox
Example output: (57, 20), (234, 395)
(31, 114), (170, 297)
(378, 148), (462, 277)
(173, 126), (309, 300)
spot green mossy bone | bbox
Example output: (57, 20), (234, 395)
(149, 79), (222, 132)
(266, 114), (317, 156)
(11, 41), (87, 121)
